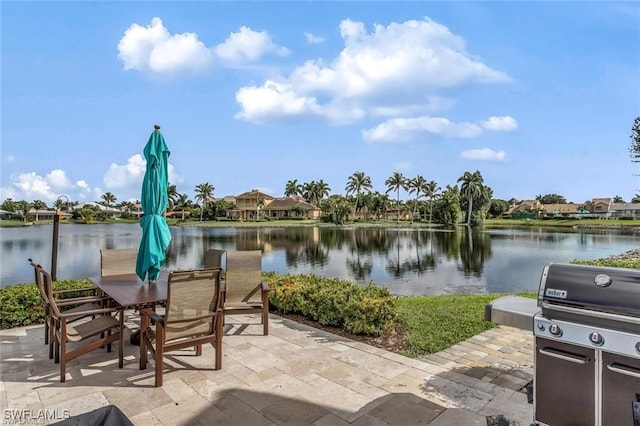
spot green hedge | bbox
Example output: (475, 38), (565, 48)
(0, 279), (96, 329)
(263, 272), (397, 336)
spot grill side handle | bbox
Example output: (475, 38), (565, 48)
(540, 301), (640, 326)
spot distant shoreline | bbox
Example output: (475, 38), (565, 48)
(2, 217), (640, 231)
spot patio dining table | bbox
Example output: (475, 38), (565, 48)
(87, 270), (169, 309)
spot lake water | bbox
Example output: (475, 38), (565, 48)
(1, 223), (638, 296)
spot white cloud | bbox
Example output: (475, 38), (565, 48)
(235, 17), (511, 126)
(461, 148), (507, 161)
(103, 154), (146, 189)
(10, 172), (57, 201)
(362, 116), (483, 143)
(304, 32), (324, 44)
(215, 26), (290, 65)
(76, 180), (91, 192)
(118, 17), (214, 76)
(482, 115), (518, 132)
(46, 169), (72, 190)
(102, 154), (182, 201)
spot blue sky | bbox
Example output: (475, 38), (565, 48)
(2, 1), (639, 206)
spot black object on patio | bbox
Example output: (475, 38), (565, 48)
(53, 405), (133, 426)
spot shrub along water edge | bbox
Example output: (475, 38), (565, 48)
(0, 256), (634, 357)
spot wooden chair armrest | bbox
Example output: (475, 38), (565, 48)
(58, 307), (122, 319)
(56, 295), (111, 306)
(261, 282), (270, 292)
(53, 287), (97, 296)
(140, 308), (164, 325)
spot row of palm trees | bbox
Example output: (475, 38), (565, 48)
(1, 169), (489, 226)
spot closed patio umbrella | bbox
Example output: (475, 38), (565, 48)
(135, 125), (172, 282)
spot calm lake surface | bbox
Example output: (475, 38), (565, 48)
(1, 223), (638, 295)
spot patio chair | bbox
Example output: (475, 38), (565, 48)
(222, 250), (270, 335)
(100, 248), (137, 276)
(139, 268), (223, 387)
(28, 258), (109, 360)
(204, 248), (225, 269)
(35, 263), (124, 383)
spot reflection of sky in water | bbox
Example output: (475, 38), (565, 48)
(2, 224), (638, 296)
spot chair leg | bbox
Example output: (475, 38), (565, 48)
(215, 317), (223, 370)
(59, 338), (66, 383)
(48, 319), (55, 359)
(44, 317), (49, 345)
(155, 339), (164, 387)
(118, 311), (124, 369)
(263, 308), (269, 336)
(140, 314), (148, 370)
(195, 345), (202, 356)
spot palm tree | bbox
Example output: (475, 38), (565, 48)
(256, 198), (265, 221)
(385, 172), (407, 224)
(284, 180), (302, 197)
(407, 175), (427, 223)
(612, 195), (625, 203)
(303, 180), (331, 206)
(345, 171), (373, 221)
(101, 192), (116, 207)
(194, 182), (214, 222)
(457, 170), (485, 226)
(424, 180), (440, 224)
(174, 194), (191, 220)
(167, 184), (179, 211)
(316, 180), (331, 203)
(32, 200), (47, 221)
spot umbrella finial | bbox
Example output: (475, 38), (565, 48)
(154, 124), (161, 130)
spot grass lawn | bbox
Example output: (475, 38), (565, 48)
(395, 292), (536, 357)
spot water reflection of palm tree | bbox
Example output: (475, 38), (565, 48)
(458, 229), (492, 276)
(345, 228), (373, 281)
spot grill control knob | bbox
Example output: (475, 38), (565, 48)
(589, 332), (604, 346)
(549, 323), (562, 337)
(536, 323), (545, 331)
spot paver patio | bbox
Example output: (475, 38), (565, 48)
(0, 313), (534, 425)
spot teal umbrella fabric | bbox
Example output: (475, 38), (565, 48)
(135, 126), (172, 282)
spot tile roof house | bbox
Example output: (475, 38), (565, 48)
(610, 203), (640, 218)
(587, 198), (612, 215)
(228, 189), (275, 221)
(264, 196), (321, 219)
(540, 203), (580, 216)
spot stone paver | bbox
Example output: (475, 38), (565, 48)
(0, 314), (533, 425)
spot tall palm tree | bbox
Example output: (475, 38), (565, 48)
(194, 182), (214, 222)
(101, 192), (116, 207)
(32, 200), (47, 221)
(407, 175), (427, 223)
(174, 194), (191, 220)
(385, 172), (407, 224)
(284, 180), (302, 197)
(316, 180), (331, 203)
(424, 180), (440, 224)
(303, 180), (331, 206)
(167, 184), (179, 211)
(457, 170), (484, 226)
(256, 198), (265, 221)
(345, 171), (373, 221)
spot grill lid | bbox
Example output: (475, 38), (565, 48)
(538, 263), (640, 321)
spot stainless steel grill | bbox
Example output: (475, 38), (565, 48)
(485, 263), (640, 426)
